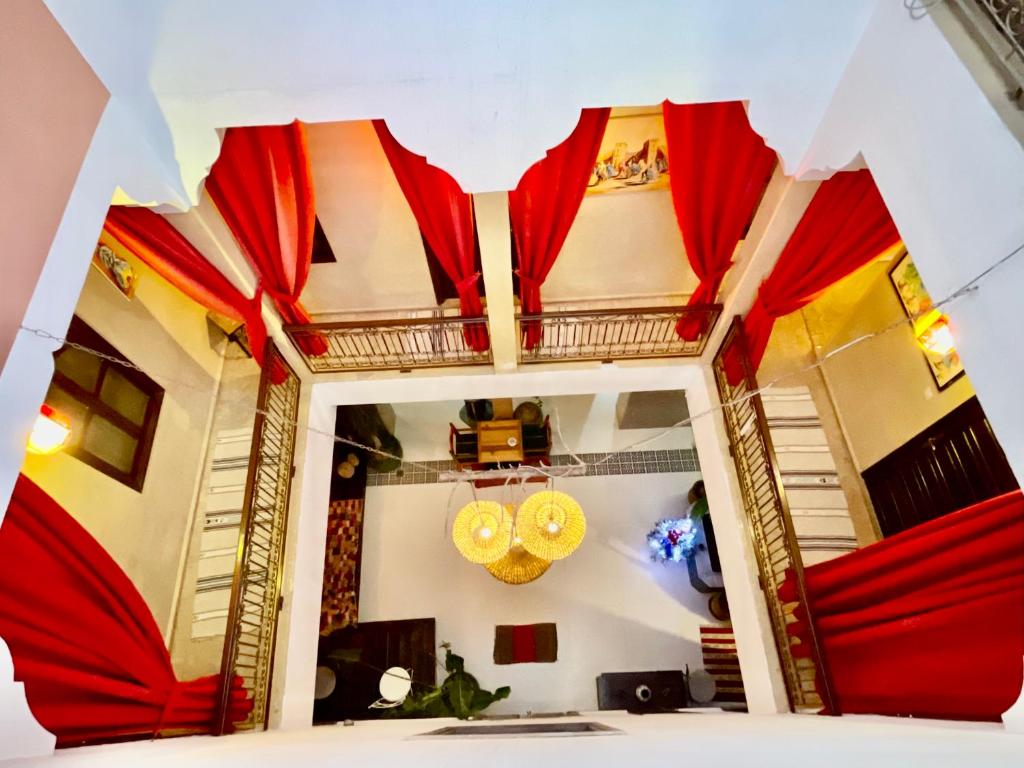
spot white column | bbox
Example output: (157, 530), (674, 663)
(686, 368), (790, 713)
(270, 386), (334, 729)
(474, 191), (519, 372)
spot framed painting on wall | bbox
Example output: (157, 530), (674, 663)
(586, 107), (670, 195)
(888, 250), (965, 390)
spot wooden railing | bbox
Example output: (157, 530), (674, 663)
(711, 318), (836, 713)
(284, 315), (492, 374)
(517, 305), (721, 363)
(214, 343), (300, 733)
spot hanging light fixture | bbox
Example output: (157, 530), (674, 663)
(485, 505), (551, 585)
(517, 490), (586, 561)
(914, 309), (956, 357)
(27, 404), (72, 456)
(452, 500), (512, 564)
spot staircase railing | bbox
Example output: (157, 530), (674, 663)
(214, 343), (300, 732)
(711, 317), (837, 713)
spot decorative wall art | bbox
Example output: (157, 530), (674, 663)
(888, 250), (965, 390)
(92, 243), (138, 299)
(586, 107), (669, 195)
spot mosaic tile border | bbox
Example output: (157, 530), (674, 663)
(367, 448), (700, 486)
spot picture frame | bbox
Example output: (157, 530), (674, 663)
(888, 250), (964, 391)
(586, 107), (670, 195)
(91, 243), (138, 299)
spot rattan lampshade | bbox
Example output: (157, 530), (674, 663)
(452, 500), (512, 564)
(485, 544), (551, 585)
(517, 490), (586, 561)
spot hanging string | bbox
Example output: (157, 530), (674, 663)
(16, 238), (1024, 482)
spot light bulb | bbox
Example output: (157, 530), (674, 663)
(27, 405), (72, 456)
(546, 521), (561, 534)
(478, 526), (493, 540)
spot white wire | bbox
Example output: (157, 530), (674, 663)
(17, 238), (1024, 481)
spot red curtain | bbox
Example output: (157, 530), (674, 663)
(373, 121), (489, 352)
(726, 169), (900, 381)
(0, 475), (252, 746)
(509, 108), (611, 349)
(205, 121), (327, 357)
(780, 491), (1024, 720)
(103, 206), (271, 371)
(663, 100), (776, 340)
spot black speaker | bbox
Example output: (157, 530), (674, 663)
(596, 670), (688, 712)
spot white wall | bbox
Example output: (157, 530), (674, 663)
(357, 389), (707, 715)
(361, 471), (705, 716)
(21, 251), (222, 639)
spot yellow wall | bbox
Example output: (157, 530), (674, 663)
(801, 261), (974, 470)
(21, 252), (224, 638)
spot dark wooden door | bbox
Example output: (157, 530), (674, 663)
(314, 618), (436, 723)
(862, 397), (1019, 537)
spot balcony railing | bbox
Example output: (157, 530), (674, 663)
(953, 0), (1024, 104)
(517, 305), (721, 364)
(284, 315), (493, 374)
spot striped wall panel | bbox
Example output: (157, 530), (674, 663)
(190, 427), (251, 638)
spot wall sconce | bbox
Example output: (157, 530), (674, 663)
(27, 404), (72, 456)
(914, 309), (956, 357)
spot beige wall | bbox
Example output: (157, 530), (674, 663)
(544, 187), (698, 305)
(21, 250), (224, 638)
(0, 0), (108, 372)
(169, 354), (260, 680)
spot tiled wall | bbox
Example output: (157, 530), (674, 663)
(367, 448), (701, 486)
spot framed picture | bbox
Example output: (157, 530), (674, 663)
(92, 243), (138, 299)
(888, 250), (964, 390)
(586, 107), (670, 195)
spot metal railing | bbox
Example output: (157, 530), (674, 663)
(711, 318), (836, 713)
(953, 0), (1024, 104)
(517, 305), (721, 364)
(214, 343), (300, 732)
(284, 315), (492, 374)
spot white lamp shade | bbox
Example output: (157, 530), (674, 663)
(379, 667), (412, 702)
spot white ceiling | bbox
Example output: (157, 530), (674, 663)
(44, 0), (877, 203)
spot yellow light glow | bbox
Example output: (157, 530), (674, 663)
(914, 310), (956, 357)
(27, 405), (72, 456)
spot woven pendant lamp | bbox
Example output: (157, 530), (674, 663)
(452, 500), (512, 564)
(517, 490), (586, 561)
(486, 543), (551, 585)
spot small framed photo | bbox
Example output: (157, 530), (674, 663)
(888, 250), (964, 391)
(92, 243), (138, 299)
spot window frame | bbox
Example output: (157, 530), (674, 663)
(47, 316), (164, 491)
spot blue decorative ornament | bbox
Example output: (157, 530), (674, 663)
(647, 517), (698, 563)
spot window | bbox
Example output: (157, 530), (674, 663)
(44, 317), (163, 491)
